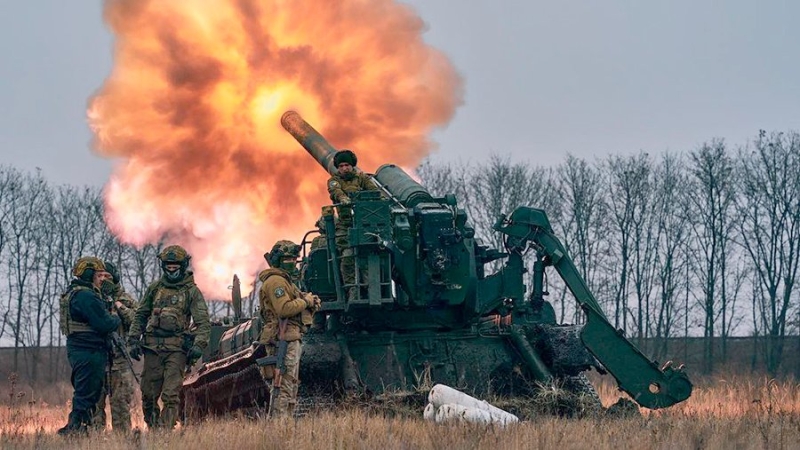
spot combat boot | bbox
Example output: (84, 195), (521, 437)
(57, 413), (89, 437)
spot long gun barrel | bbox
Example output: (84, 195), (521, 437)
(281, 111), (339, 176)
(280, 110), (435, 208)
(374, 164), (434, 209)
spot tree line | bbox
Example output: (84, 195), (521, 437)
(418, 130), (800, 376)
(1, 129), (799, 380)
(0, 168), (257, 382)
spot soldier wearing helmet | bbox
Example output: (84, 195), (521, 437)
(93, 261), (138, 433)
(127, 245), (210, 429)
(57, 256), (121, 436)
(326, 149), (379, 299)
(257, 240), (320, 417)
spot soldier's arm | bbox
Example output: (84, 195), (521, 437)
(362, 174), (380, 191)
(327, 178), (349, 203)
(72, 291), (121, 335)
(114, 292), (137, 328)
(128, 284), (155, 338)
(268, 278), (308, 318)
(258, 282), (270, 320)
(188, 286), (211, 350)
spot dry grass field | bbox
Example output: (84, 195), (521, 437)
(0, 373), (798, 450)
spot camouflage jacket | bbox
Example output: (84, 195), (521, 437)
(109, 286), (137, 367)
(129, 271), (210, 352)
(327, 171), (379, 225)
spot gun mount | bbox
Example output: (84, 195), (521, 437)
(180, 111), (692, 420)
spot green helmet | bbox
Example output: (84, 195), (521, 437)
(264, 240), (300, 272)
(73, 256), (106, 282)
(103, 260), (121, 285)
(159, 245), (191, 281)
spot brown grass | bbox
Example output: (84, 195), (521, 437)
(1, 373), (799, 449)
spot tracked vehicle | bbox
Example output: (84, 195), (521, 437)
(180, 111), (692, 419)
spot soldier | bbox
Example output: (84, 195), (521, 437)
(309, 216), (327, 252)
(127, 245), (210, 429)
(57, 257), (121, 436)
(93, 261), (137, 433)
(326, 149), (379, 299)
(258, 240), (320, 417)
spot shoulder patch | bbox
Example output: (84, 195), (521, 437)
(328, 180), (340, 189)
(274, 287), (286, 298)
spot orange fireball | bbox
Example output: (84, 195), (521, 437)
(88, 0), (463, 298)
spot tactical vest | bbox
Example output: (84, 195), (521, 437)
(59, 286), (95, 336)
(145, 283), (193, 338)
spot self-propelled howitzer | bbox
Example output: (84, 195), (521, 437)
(180, 112), (692, 420)
(282, 110), (692, 409)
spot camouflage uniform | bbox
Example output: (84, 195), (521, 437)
(327, 171), (379, 294)
(128, 246), (210, 430)
(94, 285), (137, 432)
(258, 241), (318, 417)
(310, 217), (327, 252)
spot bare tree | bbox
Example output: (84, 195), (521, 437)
(5, 170), (52, 372)
(23, 184), (59, 381)
(458, 155), (558, 252)
(605, 152), (657, 340)
(687, 139), (737, 374)
(417, 155), (559, 267)
(121, 243), (164, 300)
(736, 130), (800, 375)
(415, 158), (469, 200)
(650, 153), (691, 359)
(0, 166), (23, 341)
(555, 155), (608, 324)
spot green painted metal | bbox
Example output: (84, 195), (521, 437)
(185, 111), (692, 413)
(280, 110), (692, 408)
(495, 207), (693, 408)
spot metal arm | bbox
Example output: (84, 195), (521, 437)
(495, 207), (693, 409)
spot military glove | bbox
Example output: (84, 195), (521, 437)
(128, 337), (142, 361)
(187, 345), (204, 365)
(339, 196), (351, 205)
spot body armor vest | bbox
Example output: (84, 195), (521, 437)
(59, 286), (94, 336)
(145, 284), (192, 337)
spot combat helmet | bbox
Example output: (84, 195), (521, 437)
(264, 240), (301, 273)
(159, 245), (191, 282)
(72, 256), (106, 282)
(104, 260), (121, 285)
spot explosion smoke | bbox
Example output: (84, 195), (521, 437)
(88, 0), (463, 298)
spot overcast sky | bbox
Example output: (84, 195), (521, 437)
(1, 1), (798, 187)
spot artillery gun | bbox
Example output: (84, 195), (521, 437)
(180, 111), (692, 419)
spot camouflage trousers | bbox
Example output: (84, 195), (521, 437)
(93, 364), (135, 432)
(335, 231), (355, 287)
(260, 340), (302, 418)
(335, 229), (367, 298)
(141, 349), (186, 429)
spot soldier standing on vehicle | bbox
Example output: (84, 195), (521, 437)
(127, 245), (210, 429)
(93, 261), (137, 433)
(326, 149), (379, 299)
(258, 240), (320, 417)
(57, 257), (121, 436)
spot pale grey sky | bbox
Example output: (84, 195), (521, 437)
(1, 1), (799, 187)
